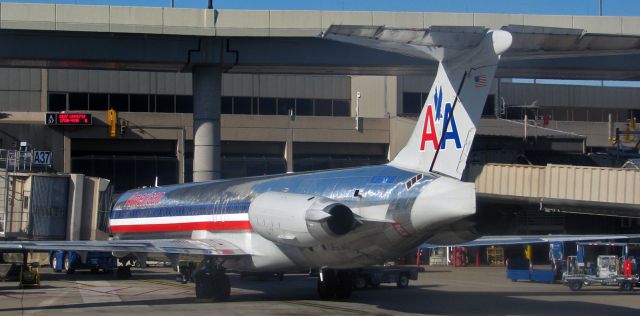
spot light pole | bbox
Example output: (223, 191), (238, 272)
(599, 0), (602, 16)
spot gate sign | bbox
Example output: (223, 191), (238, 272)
(45, 112), (92, 126)
(33, 151), (52, 165)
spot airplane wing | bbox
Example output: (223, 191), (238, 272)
(422, 234), (640, 248)
(0, 239), (249, 257)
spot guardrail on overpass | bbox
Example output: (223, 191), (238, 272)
(466, 163), (640, 217)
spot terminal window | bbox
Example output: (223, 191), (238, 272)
(48, 93), (66, 112)
(176, 95), (194, 113)
(402, 92), (424, 115)
(68, 93), (89, 111)
(155, 95), (175, 113)
(258, 98), (277, 115)
(110, 94), (129, 112)
(296, 99), (313, 116)
(48, 92), (350, 117)
(315, 99), (332, 116)
(234, 97), (253, 114)
(277, 99), (295, 115)
(89, 93), (109, 111)
(129, 94), (149, 112)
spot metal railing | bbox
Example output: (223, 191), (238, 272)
(0, 149), (35, 238)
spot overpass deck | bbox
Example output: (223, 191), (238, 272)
(0, 3), (640, 37)
(467, 163), (640, 218)
(2, 3), (640, 37)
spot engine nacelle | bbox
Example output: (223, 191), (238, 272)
(248, 192), (355, 247)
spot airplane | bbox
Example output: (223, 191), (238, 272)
(1, 25), (634, 301)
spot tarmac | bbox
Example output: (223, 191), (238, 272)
(0, 265), (638, 315)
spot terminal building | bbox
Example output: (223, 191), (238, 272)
(0, 3), (638, 242)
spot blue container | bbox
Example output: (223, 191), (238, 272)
(530, 269), (555, 283)
(507, 269), (530, 281)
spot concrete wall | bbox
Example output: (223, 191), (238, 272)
(0, 68), (40, 112)
(49, 69), (192, 95)
(351, 76), (397, 118)
(222, 74), (350, 100)
(47, 70), (350, 100)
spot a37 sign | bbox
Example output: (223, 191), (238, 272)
(33, 151), (52, 165)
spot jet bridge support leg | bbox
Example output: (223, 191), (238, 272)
(194, 257), (230, 301)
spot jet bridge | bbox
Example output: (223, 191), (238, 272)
(467, 163), (640, 218)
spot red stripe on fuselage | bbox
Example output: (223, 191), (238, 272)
(110, 221), (252, 233)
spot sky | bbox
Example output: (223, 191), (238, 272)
(5, 0), (640, 16)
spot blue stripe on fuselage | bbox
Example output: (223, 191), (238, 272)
(110, 201), (251, 219)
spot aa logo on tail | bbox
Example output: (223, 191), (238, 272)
(419, 86), (462, 151)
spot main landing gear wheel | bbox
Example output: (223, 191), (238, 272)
(317, 269), (353, 300)
(335, 270), (353, 299)
(317, 269), (337, 300)
(116, 266), (132, 279)
(195, 272), (230, 301)
(194, 258), (231, 301)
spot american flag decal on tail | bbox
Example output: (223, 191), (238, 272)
(474, 75), (487, 88)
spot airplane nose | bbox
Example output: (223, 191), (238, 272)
(410, 177), (476, 231)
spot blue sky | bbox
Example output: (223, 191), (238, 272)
(5, 0), (640, 16)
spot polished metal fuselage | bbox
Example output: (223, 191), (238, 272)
(112, 164), (475, 271)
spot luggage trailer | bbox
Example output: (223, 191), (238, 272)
(562, 242), (640, 291)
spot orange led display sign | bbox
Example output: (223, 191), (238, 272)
(45, 112), (93, 126)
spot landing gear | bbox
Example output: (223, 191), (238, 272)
(317, 269), (352, 300)
(194, 258), (230, 301)
(116, 257), (134, 279)
(116, 266), (132, 279)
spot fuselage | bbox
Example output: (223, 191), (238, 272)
(110, 164), (476, 270)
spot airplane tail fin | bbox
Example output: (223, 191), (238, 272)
(323, 26), (512, 179)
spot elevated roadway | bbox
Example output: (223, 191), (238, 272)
(0, 3), (640, 79)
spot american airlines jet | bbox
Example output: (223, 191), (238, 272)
(3, 26), (626, 301)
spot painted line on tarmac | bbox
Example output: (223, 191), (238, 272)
(284, 300), (369, 314)
(139, 279), (193, 289)
(76, 280), (123, 304)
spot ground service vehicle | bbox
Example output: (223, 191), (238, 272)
(50, 250), (116, 274)
(562, 242), (639, 291)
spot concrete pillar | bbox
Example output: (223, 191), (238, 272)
(67, 174), (84, 241)
(285, 118), (294, 172)
(177, 128), (185, 184)
(40, 69), (48, 112)
(285, 139), (293, 173)
(192, 66), (222, 182)
(63, 133), (71, 173)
